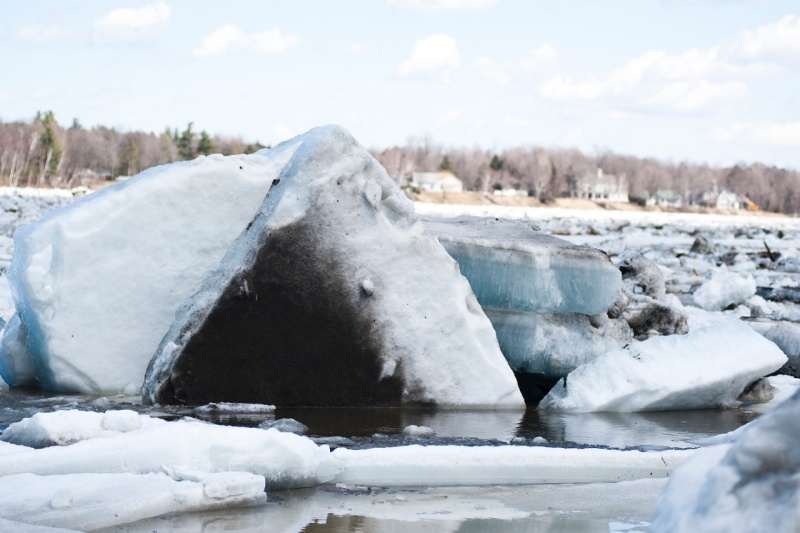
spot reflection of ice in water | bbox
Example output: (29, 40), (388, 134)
(117, 481), (662, 532)
(272, 408), (525, 441)
(519, 408), (758, 449)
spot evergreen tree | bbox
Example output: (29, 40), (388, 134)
(177, 122), (196, 160)
(439, 155), (452, 171)
(490, 154), (503, 171)
(197, 130), (215, 155)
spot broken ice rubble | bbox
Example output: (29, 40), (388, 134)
(143, 126), (523, 408)
(539, 319), (786, 412)
(5, 140), (303, 393)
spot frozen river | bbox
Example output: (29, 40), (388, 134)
(2, 189), (800, 531)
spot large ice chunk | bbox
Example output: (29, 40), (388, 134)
(539, 319), (787, 412)
(7, 140), (303, 393)
(421, 216), (621, 315)
(142, 126), (523, 408)
(0, 419), (338, 490)
(651, 388), (800, 532)
(0, 471), (266, 531)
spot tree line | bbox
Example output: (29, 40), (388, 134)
(373, 138), (800, 215)
(0, 112), (266, 189)
(1, 112), (798, 214)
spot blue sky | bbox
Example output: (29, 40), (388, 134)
(2, 1), (799, 168)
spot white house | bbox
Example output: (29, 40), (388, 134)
(575, 169), (629, 202)
(410, 171), (464, 193)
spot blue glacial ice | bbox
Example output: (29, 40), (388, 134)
(422, 216), (621, 315)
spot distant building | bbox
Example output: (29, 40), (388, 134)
(574, 169), (629, 202)
(700, 185), (740, 210)
(410, 171), (464, 193)
(647, 190), (684, 208)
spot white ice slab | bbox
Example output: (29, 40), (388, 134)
(0, 419), (338, 490)
(8, 141), (302, 393)
(1, 409), (165, 448)
(332, 445), (692, 486)
(0, 471), (265, 531)
(0, 313), (36, 387)
(539, 319), (787, 412)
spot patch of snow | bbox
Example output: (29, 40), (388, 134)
(402, 425), (435, 437)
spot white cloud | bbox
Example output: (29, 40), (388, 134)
(15, 25), (75, 44)
(539, 46), (754, 111)
(93, 1), (171, 45)
(732, 14), (800, 59)
(387, 0), (501, 12)
(711, 120), (800, 145)
(194, 25), (300, 58)
(437, 108), (463, 125)
(397, 34), (461, 82)
(474, 44), (558, 84)
(638, 80), (748, 111)
(0, 92), (10, 102)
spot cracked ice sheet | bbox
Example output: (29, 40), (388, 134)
(112, 479), (667, 533)
(0, 471), (266, 531)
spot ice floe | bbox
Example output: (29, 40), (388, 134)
(539, 319), (786, 412)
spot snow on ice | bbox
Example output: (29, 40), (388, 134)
(143, 126), (523, 408)
(539, 319), (786, 412)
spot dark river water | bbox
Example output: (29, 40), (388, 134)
(2, 388), (760, 532)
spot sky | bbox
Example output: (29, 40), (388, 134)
(2, 0), (800, 168)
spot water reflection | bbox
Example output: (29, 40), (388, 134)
(518, 408), (758, 449)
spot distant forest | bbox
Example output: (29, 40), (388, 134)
(2, 112), (799, 214)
